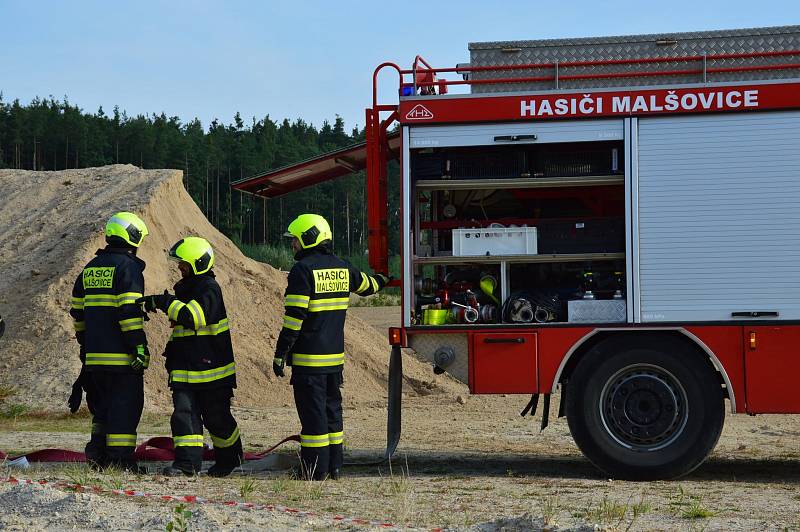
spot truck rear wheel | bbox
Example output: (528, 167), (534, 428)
(566, 335), (724, 480)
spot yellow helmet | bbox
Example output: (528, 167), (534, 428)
(105, 212), (148, 248)
(284, 214), (332, 249)
(168, 237), (215, 275)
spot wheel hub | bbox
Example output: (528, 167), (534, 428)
(601, 366), (688, 451)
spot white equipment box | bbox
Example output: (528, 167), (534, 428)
(452, 227), (538, 256)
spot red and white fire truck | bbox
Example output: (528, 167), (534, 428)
(234, 26), (800, 480)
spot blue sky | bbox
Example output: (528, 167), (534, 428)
(0, 1), (796, 132)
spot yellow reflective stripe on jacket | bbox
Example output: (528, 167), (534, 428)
(85, 352), (133, 366)
(370, 275), (378, 292)
(328, 431), (344, 445)
(73, 320), (86, 332)
(282, 315), (302, 331)
(117, 292), (142, 306)
(185, 300), (206, 328)
(196, 318), (229, 336)
(170, 319), (229, 339)
(167, 299), (184, 321)
(83, 294), (119, 307)
(300, 433), (329, 448)
(106, 433), (136, 447)
(285, 294), (310, 308)
(174, 434), (204, 447)
(71, 296), (85, 310)
(170, 362), (236, 384)
(118, 317), (144, 332)
(83, 293), (143, 308)
(307, 297), (349, 312)
(291, 353), (345, 367)
(209, 426), (240, 449)
(356, 273), (370, 294)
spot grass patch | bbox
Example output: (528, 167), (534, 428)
(239, 477), (259, 502)
(238, 242), (296, 271)
(268, 476), (290, 495)
(540, 492), (561, 526)
(0, 385), (16, 402)
(682, 499), (715, 519)
(670, 486), (715, 519)
(378, 457), (416, 523)
(61, 464), (98, 487)
(351, 293), (401, 307)
(101, 467), (127, 491)
(0, 404), (30, 419)
(581, 495), (628, 527)
(0, 412), (167, 434)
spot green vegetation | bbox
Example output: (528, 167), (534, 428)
(682, 499), (715, 519)
(238, 477), (259, 502)
(670, 486), (715, 519)
(0, 96), (401, 268)
(165, 503), (193, 532)
(0, 385), (16, 402)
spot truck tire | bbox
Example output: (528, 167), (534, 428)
(566, 335), (724, 480)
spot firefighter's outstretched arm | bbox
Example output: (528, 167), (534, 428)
(349, 266), (390, 297)
(273, 263), (312, 377)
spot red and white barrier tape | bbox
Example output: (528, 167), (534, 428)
(3, 476), (396, 528)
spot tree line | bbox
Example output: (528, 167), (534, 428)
(0, 94), (399, 258)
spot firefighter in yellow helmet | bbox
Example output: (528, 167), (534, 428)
(138, 237), (242, 477)
(68, 212), (150, 471)
(274, 214), (389, 480)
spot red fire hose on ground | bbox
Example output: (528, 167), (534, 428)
(0, 435), (300, 464)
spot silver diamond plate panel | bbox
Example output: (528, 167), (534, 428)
(467, 26), (800, 93)
(408, 333), (469, 384)
(567, 300), (627, 323)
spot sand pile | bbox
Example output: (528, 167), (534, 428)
(0, 165), (460, 411)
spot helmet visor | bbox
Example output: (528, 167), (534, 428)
(167, 240), (184, 262)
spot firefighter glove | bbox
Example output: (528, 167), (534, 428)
(68, 377), (83, 413)
(131, 344), (150, 371)
(273, 357), (285, 378)
(137, 290), (173, 313)
(376, 273), (392, 288)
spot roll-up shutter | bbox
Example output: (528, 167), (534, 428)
(409, 119), (623, 148)
(637, 111), (800, 322)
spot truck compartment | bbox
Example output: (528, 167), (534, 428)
(410, 137), (627, 326)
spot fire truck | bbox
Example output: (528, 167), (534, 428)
(234, 26), (800, 480)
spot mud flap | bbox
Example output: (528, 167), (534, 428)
(384, 345), (402, 460)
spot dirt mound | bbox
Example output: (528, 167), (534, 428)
(0, 165), (461, 411)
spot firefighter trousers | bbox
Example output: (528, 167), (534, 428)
(292, 372), (344, 480)
(170, 386), (243, 474)
(85, 371), (144, 470)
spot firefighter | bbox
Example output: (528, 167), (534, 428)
(69, 211), (150, 471)
(273, 214), (389, 481)
(138, 237), (242, 477)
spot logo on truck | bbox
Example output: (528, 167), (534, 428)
(406, 104), (434, 120)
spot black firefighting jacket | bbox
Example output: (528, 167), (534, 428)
(163, 271), (236, 389)
(275, 245), (387, 375)
(69, 247), (148, 373)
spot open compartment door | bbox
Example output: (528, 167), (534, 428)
(231, 128), (400, 272)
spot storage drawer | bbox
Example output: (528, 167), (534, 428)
(472, 332), (537, 394)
